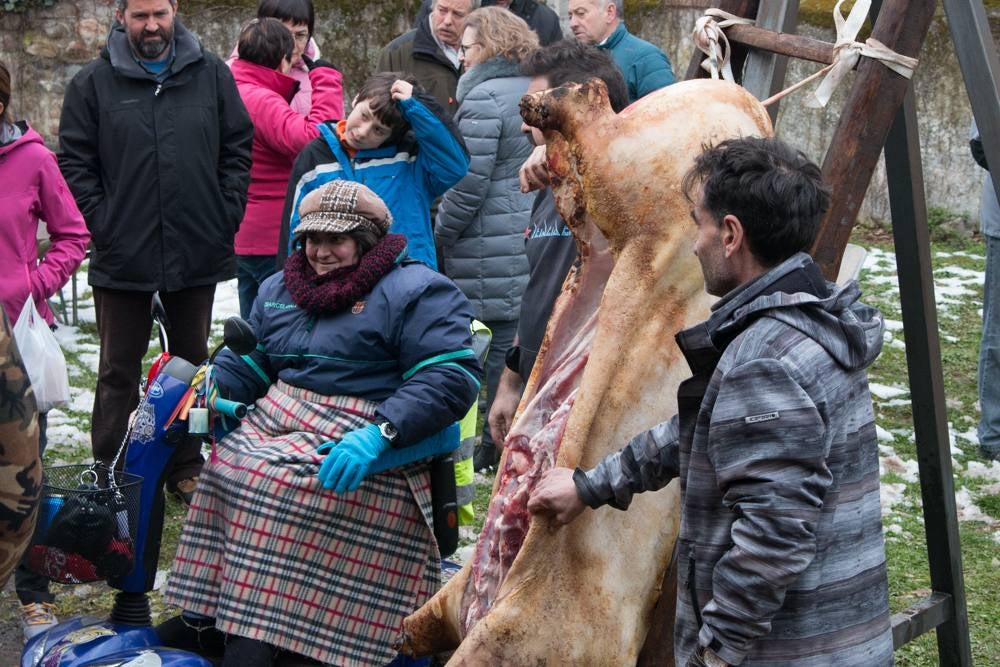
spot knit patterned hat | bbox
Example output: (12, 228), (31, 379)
(296, 180), (393, 238)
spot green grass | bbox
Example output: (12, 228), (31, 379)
(861, 237), (998, 665)
(4, 235), (998, 664)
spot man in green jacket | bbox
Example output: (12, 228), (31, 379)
(568, 0), (674, 103)
(378, 0), (479, 116)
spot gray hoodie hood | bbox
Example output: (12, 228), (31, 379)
(679, 252), (884, 374)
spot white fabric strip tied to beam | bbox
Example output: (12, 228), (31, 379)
(692, 1), (919, 109)
(692, 8), (755, 83)
(801, 0), (918, 108)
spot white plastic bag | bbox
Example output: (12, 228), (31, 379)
(12, 297), (70, 412)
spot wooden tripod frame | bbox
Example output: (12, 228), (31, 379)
(682, 2), (1000, 664)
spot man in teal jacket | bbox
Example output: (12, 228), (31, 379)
(568, 0), (674, 102)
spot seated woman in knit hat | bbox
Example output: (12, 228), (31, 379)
(159, 180), (482, 666)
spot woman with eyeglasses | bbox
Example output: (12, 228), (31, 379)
(227, 15), (344, 319)
(435, 6), (539, 470)
(229, 0), (343, 117)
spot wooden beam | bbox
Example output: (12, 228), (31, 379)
(726, 24), (835, 65)
(809, 0), (937, 280)
(890, 593), (952, 650)
(739, 1), (801, 124)
(883, 86), (972, 665)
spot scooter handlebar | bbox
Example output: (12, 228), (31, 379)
(209, 396), (248, 419)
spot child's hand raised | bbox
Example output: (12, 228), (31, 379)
(391, 80), (414, 101)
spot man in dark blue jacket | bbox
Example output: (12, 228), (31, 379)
(568, 0), (674, 102)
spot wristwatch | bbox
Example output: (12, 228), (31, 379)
(697, 646), (729, 667)
(376, 418), (399, 445)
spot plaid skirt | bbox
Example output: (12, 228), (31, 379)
(164, 381), (439, 666)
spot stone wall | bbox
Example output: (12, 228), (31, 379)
(0, 0), (421, 141)
(0, 1), (995, 224)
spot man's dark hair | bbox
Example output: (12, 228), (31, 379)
(238, 18), (294, 69)
(354, 72), (421, 145)
(520, 38), (629, 113)
(682, 137), (831, 267)
(257, 0), (315, 36)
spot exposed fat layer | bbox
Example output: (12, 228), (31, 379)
(458, 208), (615, 636)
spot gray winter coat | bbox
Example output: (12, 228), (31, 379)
(435, 58), (533, 322)
(576, 254), (893, 666)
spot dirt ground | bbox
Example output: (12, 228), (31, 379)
(1, 576), (23, 665)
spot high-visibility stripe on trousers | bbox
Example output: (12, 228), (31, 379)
(456, 320), (492, 525)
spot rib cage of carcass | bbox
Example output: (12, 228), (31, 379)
(402, 78), (773, 664)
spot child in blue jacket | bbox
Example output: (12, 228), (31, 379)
(278, 72), (469, 269)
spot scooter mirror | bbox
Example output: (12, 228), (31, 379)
(222, 317), (257, 356)
(150, 292), (170, 330)
(150, 292), (171, 353)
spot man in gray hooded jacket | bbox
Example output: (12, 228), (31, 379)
(529, 137), (892, 667)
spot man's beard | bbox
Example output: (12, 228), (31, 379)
(131, 26), (172, 60)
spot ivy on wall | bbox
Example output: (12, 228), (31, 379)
(1, 0), (57, 13)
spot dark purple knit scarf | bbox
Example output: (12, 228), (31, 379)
(283, 233), (408, 315)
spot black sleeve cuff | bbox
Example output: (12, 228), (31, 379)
(972, 137), (989, 170)
(504, 345), (521, 373)
(572, 467), (608, 510)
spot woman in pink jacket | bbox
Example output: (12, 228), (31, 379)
(0, 64), (89, 334)
(0, 61), (89, 641)
(227, 0), (343, 118)
(230, 17), (344, 318)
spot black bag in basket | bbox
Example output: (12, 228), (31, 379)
(45, 491), (116, 561)
(38, 488), (133, 581)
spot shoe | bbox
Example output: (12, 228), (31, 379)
(168, 477), (198, 506)
(473, 444), (499, 473)
(20, 602), (58, 642)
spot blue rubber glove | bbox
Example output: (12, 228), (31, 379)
(317, 423), (391, 493)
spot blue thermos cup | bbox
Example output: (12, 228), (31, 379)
(39, 494), (64, 533)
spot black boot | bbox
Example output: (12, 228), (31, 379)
(473, 443), (499, 472)
(223, 635), (277, 667)
(156, 613), (226, 657)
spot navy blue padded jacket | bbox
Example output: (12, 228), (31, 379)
(213, 259), (482, 447)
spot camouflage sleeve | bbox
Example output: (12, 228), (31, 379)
(0, 306), (41, 586)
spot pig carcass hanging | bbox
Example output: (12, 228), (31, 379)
(401, 78), (774, 664)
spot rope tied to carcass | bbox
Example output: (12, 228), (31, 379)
(692, 8), (755, 83)
(692, 0), (919, 108)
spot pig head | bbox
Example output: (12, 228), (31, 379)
(401, 78), (773, 664)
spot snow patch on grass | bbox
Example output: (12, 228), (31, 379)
(880, 455), (920, 482)
(955, 487), (999, 525)
(880, 482), (907, 514)
(870, 383), (909, 399)
(965, 460), (1000, 482)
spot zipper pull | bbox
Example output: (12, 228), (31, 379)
(154, 84), (163, 96)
